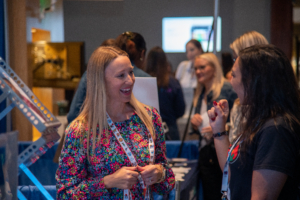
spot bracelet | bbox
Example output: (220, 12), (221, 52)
(212, 131), (228, 138)
(156, 164), (166, 183)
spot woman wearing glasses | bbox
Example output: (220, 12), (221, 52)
(56, 46), (175, 199)
(190, 53), (237, 200)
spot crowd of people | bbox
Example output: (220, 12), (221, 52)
(55, 30), (300, 200)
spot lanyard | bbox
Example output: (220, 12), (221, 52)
(106, 113), (155, 200)
(221, 134), (242, 200)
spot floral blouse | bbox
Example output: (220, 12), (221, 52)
(56, 107), (175, 199)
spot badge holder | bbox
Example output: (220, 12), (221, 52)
(0, 57), (61, 200)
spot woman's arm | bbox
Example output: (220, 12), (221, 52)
(175, 61), (185, 81)
(56, 122), (110, 199)
(251, 169), (287, 200)
(208, 100), (231, 171)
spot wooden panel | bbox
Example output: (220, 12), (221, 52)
(271, 0), (293, 59)
(32, 87), (65, 141)
(7, 0), (32, 141)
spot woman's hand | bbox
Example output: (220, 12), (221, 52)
(103, 166), (139, 189)
(191, 113), (203, 130)
(207, 100), (229, 133)
(137, 165), (163, 186)
(201, 126), (213, 140)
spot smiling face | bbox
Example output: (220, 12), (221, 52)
(186, 42), (202, 60)
(105, 56), (135, 105)
(230, 57), (244, 103)
(194, 57), (215, 85)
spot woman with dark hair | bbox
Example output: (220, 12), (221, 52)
(208, 44), (300, 200)
(115, 31), (150, 77)
(145, 46), (185, 140)
(175, 39), (203, 88)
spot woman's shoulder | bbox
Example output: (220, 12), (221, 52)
(177, 60), (191, 69)
(221, 81), (234, 90)
(256, 117), (300, 141)
(143, 105), (160, 117)
(168, 76), (181, 87)
(65, 119), (88, 139)
(220, 81), (237, 97)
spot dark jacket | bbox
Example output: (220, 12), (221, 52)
(159, 77), (185, 140)
(194, 81), (237, 118)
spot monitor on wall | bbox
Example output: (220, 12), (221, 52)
(162, 16), (222, 53)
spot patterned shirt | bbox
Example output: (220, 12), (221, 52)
(56, 107), (175, 199)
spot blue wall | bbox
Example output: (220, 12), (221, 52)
(0, 0), (6, 134)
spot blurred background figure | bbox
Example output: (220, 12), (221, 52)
(100, 38), (116, 47)
(230, 31), (269, 59)
(228, 31), (269, 144)
(190, 53), (237, 200)
(221, 52), (234, 80)
(115, 31), (151, 77)
(145, 46), (185, 140)
(175, 39), (204, 140)
(175, 39), (203, 89)
(67, 38), (117, 123)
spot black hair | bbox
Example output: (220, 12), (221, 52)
(238, 44), (300, 149)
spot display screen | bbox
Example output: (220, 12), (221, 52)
(162, 17), (222, 53)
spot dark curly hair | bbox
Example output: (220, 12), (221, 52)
(238, 44), (300, 149)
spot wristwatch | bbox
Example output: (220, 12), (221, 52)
(212, 131), (229, 138)
(157, 164), (166, 183)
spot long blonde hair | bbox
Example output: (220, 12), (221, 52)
(230, 31), (268, 56)
(71, 46), (155, 156)
(193, 53), (225, 106)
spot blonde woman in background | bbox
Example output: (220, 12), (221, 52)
(191, 53), (237, 200)
(228, 31), (269, 144)
(56, 46), (175, 199)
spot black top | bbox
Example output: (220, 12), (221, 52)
(229, 118), (300, 200)
(158, 76), (185, 140)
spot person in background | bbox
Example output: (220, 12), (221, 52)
(67, 33), (151, 124)
(56, 46), (175, 199)
(208, 44), (300, 200)
(228, 31), (268, 144)
(145, 46), (185, 140)
(67, 38), (117, 123)
(175, 39), (203, 88)
(115, 31), (151, 77)
(190, 53), (237, 200)
(221, 52), (234, 80)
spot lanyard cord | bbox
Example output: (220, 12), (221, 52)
(221, 134), (242, 199)
(106, 113), (155, 200)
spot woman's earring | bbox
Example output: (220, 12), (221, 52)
(140, 57), (143, 61)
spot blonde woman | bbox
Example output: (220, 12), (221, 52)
(190, 53), (237, 200)
(228, 31), (268, 144)
(230, 31), (268, 60)
(56, 46), (175, 199)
